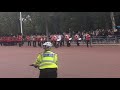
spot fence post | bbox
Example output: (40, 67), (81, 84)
(115, 36), (117, 44)
(91, 37), (92, 46)
(106, 36), (108, 44)
(118, 36), (120, 43)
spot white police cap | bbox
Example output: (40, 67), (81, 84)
(43, 42), (52, 47)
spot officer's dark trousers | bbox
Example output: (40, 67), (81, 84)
(39, 68), (57, 78)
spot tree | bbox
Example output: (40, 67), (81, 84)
(0, 12), (120, 36)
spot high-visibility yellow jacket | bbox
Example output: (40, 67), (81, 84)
(33, 50), (58, 69)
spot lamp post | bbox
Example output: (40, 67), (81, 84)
(45, 17), (49, 41)
(110, 12), (116, 32)
(20, 12), (23, 35)
(45, 13), (54, 42)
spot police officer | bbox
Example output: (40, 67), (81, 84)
(30, 42), (58, 78)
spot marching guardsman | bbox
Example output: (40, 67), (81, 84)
(85, 33), (91, 47)
(32, 35), (37, 47)
(74, 33), (80, 46)
(61, 34), (64, 46)
(0, 36), (2, 46)
(17, 34), (23, 47)
(53, 34), (58, 47)
(26, 35), (31, 46)
(57, 33), (62, 47)
(65, 33), (71, 47)
(37, 35), (41, 47)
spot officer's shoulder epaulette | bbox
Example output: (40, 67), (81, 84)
(50, 51), (54, 54)
(38, 53), (42, 55)
(51, 52), (57, 55)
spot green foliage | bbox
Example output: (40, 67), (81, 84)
(0, 12), (119, 35)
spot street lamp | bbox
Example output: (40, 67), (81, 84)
(110, 12), (116, 32)
(45, 17), (49, 41)
(20, 12), (23, 35)
(45, 13), (54, 42)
